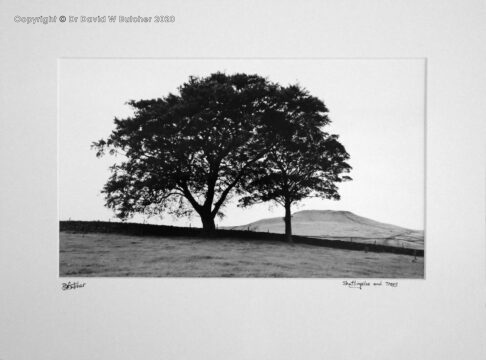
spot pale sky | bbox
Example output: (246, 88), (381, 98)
(59, 58), (425, 230)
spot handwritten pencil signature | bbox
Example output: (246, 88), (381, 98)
(61, 281), (86, 291)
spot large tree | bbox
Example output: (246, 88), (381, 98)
(239, 85), (352, 243)
(93, 73), (280, 234)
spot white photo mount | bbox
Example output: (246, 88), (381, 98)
(1, 1), (485, 359)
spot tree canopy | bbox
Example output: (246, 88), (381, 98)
(93, 72), (281, 233)
(93, 73), (351, 238)
(239, 85), (352, 242)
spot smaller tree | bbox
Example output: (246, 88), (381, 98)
(239, 85), (351, 243)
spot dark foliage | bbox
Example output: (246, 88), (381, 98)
(239, 85), (352, 242)
(93, 73), (281, 233)
(93, 74), (351, 239)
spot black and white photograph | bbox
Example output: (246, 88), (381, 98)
(2, 1), (485, 359)
(59, 59), (425, 278)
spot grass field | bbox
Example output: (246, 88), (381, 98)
(60, 232), (424, 278)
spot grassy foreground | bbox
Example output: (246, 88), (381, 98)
(60, 232), (424, 278)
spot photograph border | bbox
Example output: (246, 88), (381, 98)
(2, 1), (485, 359)
(57, 56), (428, 280)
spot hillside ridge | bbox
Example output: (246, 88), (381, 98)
(228, 209), (424, 250)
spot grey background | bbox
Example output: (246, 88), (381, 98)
(1, 0), (485, 359)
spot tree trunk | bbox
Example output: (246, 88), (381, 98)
(200, 211), (216, 237)
(284, 201), (293, 244)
